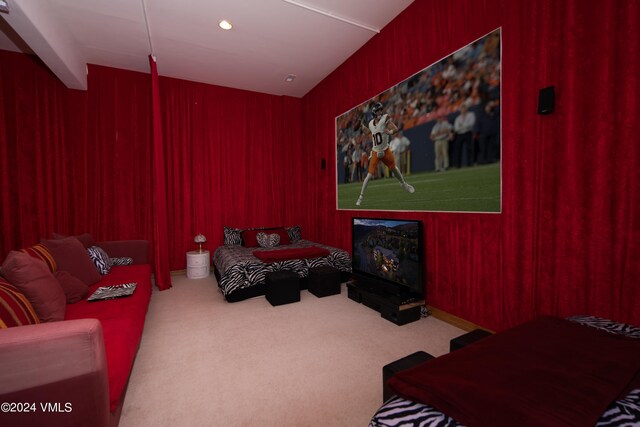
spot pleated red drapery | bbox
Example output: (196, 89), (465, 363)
(149, 55), (172, 291)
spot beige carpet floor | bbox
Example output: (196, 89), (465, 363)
(119, 274), (464, 427)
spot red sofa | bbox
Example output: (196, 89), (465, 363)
(0, 239), (152, 427)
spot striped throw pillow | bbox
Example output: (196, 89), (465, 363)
(0, 277), (40, 329)
(20, 244), (57, 273)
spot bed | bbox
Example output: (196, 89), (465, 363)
(213, 226), (351, 302)
(371, 315), (640, 427)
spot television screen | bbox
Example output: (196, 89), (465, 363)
(352, 217), (424, 297)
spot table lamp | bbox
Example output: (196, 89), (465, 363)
(194, 233), (207, 253)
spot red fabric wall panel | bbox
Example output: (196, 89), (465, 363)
(298, 0), (640, 330)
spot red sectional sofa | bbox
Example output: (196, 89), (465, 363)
(0, 239), (152, 427)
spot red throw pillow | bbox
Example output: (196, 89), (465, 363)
(242, 227), (291, 247)
(55, 270), (88, 304)
(0, 251), (66, 322)
(42, 237), (102, 286)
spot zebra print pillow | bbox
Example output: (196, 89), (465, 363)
(286, 225), (302, 242)
(257, 232), (280, 248)
(110, 257), (133, 266)
(87, 246), (111, 275)
(224, 226), (243, 246)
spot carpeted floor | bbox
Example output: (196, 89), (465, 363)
(119, 274), (464, 427)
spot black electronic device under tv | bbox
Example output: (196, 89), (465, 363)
(351, 217), (424, 298)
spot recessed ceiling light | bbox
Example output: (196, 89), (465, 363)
(285, 74), (297, 82)
(219, 20), (233, 30)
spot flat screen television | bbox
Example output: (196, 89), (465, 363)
(351, 217), (424, 298)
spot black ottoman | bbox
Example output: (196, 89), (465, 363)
(449, 328), (492, 352)
(382, 351), (434, 402)
(265, 270), (300, 306)
(308, 266), (341, 297)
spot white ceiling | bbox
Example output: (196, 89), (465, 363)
(0, 0), (413, 97)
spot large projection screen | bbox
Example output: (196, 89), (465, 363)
(336, 28), (501, 213)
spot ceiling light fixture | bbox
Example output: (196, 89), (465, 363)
(219, 20), (233, 30)
(285, 74), (297, 83)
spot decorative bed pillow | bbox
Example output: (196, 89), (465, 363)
(257, 232), (280, 248)
(286, 225), (302, 242)
(41, 237), (102, 286)
(87, 246), (111, 275)
(223, 226), (243, 246)
(110, 257), (133, 266)
(54, 270), (88, 304)
(242, 227), (291, 247)
(0, 277), (40, 328)
(0, 251), (66, 322)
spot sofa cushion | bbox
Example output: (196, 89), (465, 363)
(52, 232), (96, 249)
(87, 246), (111, 275)
(0, 251), (66, 322)
(55, 270), (88, 304)
(0, 277), (40, 328)
(65, 264), (152, 411)
(19, 244), (57, 273)
(42, 237), (102, 286)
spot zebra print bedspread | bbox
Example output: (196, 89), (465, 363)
(370, 316), (640, 427)
(213, 239), (351, 298)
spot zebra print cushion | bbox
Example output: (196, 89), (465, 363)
(370, 316), (640, 427)
(110, 257), (133, 266)
(87, 246), (111, 275)
(286, 225), (302, 242)
(256, 232), (280, 248)
(223, 226), (243, 246)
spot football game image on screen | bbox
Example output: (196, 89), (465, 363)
(336, 28), (501, 213)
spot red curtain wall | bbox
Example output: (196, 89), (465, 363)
(1, 0), (638, 330)
(299, 0), (640, 330)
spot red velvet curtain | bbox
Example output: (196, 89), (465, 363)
(149, 56), (172, 290)
(157, 76), (302, 267)
(299, 0), (640, 330)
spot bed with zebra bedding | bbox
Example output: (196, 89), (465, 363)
(370, 315), (640, 427)
(213, 239), (351, 302)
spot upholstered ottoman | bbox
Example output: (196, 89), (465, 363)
(449, 328), (493, 352)
(265, 270), (300, 306)
(308, 265), (341, 297)
(382, 351), (434, 402)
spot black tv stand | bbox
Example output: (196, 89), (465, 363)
(347, 279), (424, 325)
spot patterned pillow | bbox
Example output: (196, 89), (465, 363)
(224, 226), (243, 246)
(0, 277), (40, 329)
(87, 246), (111, 275)
(286, 225), (302, 242)
(257, 232), (280, 248)
(110, 257), (133, 266)
(19, 244), (57, 273)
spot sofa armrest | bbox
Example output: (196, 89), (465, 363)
(0, 319), (110, 427)
(97, 240), (149, 265)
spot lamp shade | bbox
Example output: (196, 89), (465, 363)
(194, 234), (206, 244)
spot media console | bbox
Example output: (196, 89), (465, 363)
(347, 279), (423, 326)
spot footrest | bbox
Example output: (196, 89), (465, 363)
(308, 266), (341, 297)
(265, 270), (300, 306)
(382, 351), (434, 402)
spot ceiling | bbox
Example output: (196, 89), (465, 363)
(0, 0), (413, 97)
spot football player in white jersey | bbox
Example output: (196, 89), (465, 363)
(356, 102), (414, 206)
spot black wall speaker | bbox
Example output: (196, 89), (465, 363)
(538, 86), (555, 115)
(321, 158), (326, 170)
